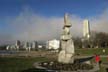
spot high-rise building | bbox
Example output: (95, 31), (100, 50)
(32, 41), (38, 50)
(24, 42), (29, 48)
(16, 40), (21, 46)
(15, 40), (21, 50)
(24, 42), (31, 51)
(83, 19), (90, 39)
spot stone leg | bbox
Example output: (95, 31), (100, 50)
(64, 53), (74, 63)
(58, 50), (66, 63)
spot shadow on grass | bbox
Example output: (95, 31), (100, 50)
(21, 68), (47, 72)
(21, 68), (56, 72)
(75, 56), (94, 63)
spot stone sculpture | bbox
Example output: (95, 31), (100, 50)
(58, 13), (75, 63)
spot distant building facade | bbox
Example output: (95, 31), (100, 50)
(46, 39), (60, 50)
(32, 41), (38, 50)
(15, 40), (21, 50)
(82, 20), (91, 48)
(23, 41), (38, 51)
(83, 19), (90, 39)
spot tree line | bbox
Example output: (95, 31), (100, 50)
(73, 32), (108, 48)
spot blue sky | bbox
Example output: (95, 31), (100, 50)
(0, 0), (107, 17)
(0, 0), (108, 44)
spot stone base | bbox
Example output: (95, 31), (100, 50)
(33, 61), (97, 72)
(58, 50), (74, 63)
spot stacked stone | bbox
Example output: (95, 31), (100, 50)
(40, 61), (93, 71)
(58, 13), (75, 63)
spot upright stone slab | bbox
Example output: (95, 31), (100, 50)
(58, 13), (75, 63)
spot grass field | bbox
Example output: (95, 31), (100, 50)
(0, 48), (108, 72)
(0, 57), (107, 72)
(75, 48), (108, 55)
(75, 48), (108, 72)
(100, 57), (108, 72)
(0, 57), (49, 72)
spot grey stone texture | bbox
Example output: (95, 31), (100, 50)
(58, 13), (75, 63)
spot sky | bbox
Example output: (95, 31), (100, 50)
(0, 0), (108, 45)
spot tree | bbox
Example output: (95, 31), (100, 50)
(73, 37), (82, 48)
(91, 32), (108, 48)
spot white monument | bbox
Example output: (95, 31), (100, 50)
(58, 13), (75, 63)
(83, 19), (90, 39)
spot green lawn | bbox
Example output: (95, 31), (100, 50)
(0, 57), (49, 72)
(0, 57), (108, 72)
(75, 48), (108, 72)
(75, 48), (108, 55)
(100, 57), (108, 72)
(0, 48), (108, 72)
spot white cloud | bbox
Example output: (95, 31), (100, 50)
(9, 8), (83, 42)
(1, 8), (108, 44)
(10, 9), (63, 41)
(90, 9), (108, 32)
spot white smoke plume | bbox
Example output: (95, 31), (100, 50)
(0, 8), (108, 44)
(90, 9), (108, 33)
(8, 8), (83, 42)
